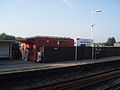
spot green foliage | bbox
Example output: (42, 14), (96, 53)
(106, 37), (116, 46)
(16, 37), (25, 40)
(95, 43), (106, 47)
(0, 33), (16, 40)
(0, 33), (25, 40)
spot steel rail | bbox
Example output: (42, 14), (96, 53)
(103, 82), (120, 90)
(37, 69), (120, 90)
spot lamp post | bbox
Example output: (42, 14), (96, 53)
(75, 38), (78, 61)
(91, 9), (102, 59)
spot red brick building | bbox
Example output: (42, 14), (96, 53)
(19, 36), (74, 62)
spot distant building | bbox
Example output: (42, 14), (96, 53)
(114, 43), (120, 47)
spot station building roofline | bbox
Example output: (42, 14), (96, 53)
(25, 36), (73, 40)
(0, 40), (15, 43)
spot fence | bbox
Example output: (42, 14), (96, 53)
(42, 46), (120, 63)
(43, 47), (75, 63)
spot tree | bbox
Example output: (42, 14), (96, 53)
(16, 37), (25, 40)
(0, 33), (16, 40)
(0, 33), (6, 40)
(106, 37), (116, 46)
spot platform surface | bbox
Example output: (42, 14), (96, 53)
(0, 56), (120, 74)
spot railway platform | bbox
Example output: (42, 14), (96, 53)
(0, 56), (120, 74)
(0, 56), (120, 89)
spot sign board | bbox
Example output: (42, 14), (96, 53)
(77, 38), (93, 46)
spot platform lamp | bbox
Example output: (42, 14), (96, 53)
(91, 9), (102, 59)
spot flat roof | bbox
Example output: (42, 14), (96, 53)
(0, 40), (15, 43)
(25, 36), (73, 40)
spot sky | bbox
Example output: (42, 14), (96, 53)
(0, 0), (120, 42)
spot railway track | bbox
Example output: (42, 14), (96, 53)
(103, 82), (120, 90)
(37, 69), (120, 90)
(1, 59), (120, 90)
(80, 71), (120, 90)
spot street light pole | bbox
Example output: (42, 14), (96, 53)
(75, 39), (77, 61)
(91, 10), (102, 59)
